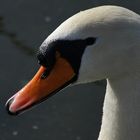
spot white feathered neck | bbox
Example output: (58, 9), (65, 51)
(98, 75), (140, 140)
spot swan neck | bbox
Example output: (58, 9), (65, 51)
(98, 75), (140, 140)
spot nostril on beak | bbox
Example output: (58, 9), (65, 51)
(37, 50), (56, 78)
(5, 97), (19, 116)
(41, 69), (51, 79)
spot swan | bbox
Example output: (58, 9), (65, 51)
(6, 5), (140, 140)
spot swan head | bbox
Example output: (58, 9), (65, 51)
(6, 5), (140, 115)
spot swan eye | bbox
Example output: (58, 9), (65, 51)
(85, 37), (96, 45)
(37, 52), (47, 66)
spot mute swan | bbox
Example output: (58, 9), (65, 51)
(6, 5), (140, 140)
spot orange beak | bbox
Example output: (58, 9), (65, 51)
(6, 56), (75, 115)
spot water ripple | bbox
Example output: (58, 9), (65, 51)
(0, 16), (35, 56)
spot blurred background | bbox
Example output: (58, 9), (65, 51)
(0, 0), (140, 140)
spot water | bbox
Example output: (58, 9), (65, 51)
(0, 0), (139, 140)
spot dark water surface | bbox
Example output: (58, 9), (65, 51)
(0, 0), (140, 140)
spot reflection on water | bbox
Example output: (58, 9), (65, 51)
(0, 16), (35, 56)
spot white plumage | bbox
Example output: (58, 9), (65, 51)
(46, 6), (140, 140)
